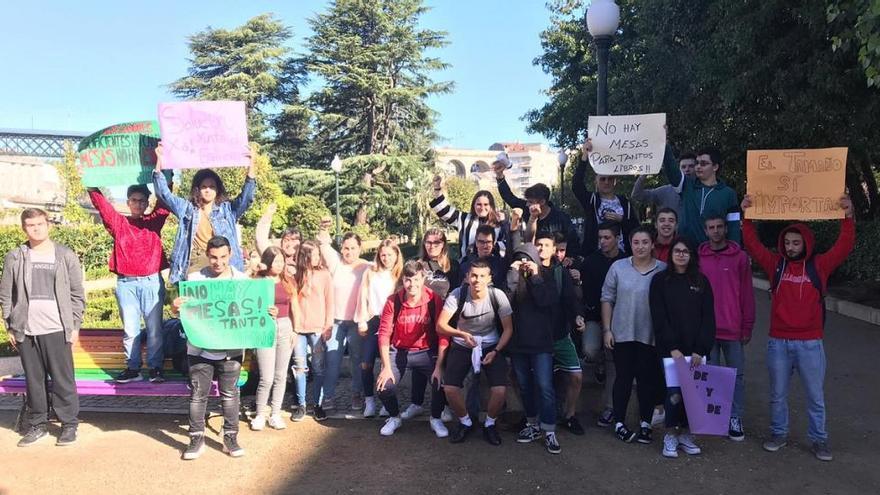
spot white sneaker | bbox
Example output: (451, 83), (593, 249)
(662, 433), (679, 458)
(380, 416), (402, 436)
(678, 432), (701, 455)
(379, 406), (389, 417)
(400, 404), (424, 420)
(430, 418), (449, 438)
(250, 415), (266, 431)
(651, 408), (665, 427)
(267, 415), (287, 430)
(363, 396), (378, 418)
(440, 406), (454, 423)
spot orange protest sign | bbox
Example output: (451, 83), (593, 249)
(745, 148), (847, 220)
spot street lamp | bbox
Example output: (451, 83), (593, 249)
(330, 154), (343, 245)
(557, 150), (569, 207)
(586, 0), (620, 116)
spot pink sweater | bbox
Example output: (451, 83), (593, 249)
(320, 243), (371, 321)
(294, 269), (334, 333)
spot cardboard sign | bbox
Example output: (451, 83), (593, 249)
(745, 148), (847, 220)
(586, 113), (666, 175)
(674, 359), (735, 436)
(179, 278), (276, 350)
(77, 121), (161, 187)
(158, 101), (249, 169)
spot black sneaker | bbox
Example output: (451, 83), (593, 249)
(483, 424), (502, 446)
(728, 416), (745, 441)
(115, 368), (143, 383)
(17, 425), (48, 447)
(637, 426), (653, 444)
(545, 432), (562, 454)
(290, 406), (306, 422)
(56, 425), (77, 446)
(450, 423), (472, 443)
(149, 368), (165, 383)
(516, 424), (543, 443)
(564, 416), (585, 436)
(222, 432), (245, 457)
(182, 433), (205, 460)
(314, 405), (328, 422)
(615, 424), (637, 443)
(596, 408), (614, 428)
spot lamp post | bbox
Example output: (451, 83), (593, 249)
(557, 150), (568, 207)
(586, 0), (620, 116)
(330, 154), (343, 245)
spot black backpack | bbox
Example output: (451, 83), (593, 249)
(448, 283), (502, 332)
(771, 257), (826, 324)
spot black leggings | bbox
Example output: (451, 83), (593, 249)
(611, 341), (659, 426)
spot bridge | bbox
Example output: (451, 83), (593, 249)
(0, 128), (89, 158)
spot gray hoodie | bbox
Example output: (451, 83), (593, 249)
(600, 257), (666, 346)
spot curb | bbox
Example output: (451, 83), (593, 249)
(753, 277), (880, 326)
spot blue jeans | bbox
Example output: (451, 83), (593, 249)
(767, 337), (827, 442)
(511, 352), (557, 432)
(292, 333), (326, 406)
(322, 319), (363, 402)
(115, 274), (165, 370)
(710, 340), (746, 419)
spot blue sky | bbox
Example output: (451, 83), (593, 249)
(0, 0), (561, 150)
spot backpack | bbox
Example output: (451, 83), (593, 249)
(449, 283), (502, 332)
(391, 292), (437, 329)
(771, 257), (826, 324)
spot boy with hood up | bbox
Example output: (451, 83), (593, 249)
(740, 194), (855, 462)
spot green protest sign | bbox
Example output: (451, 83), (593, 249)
(77, 121), (162, 187)
(179, 278), (276, 350)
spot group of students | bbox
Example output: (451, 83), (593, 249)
(0, 137), (855, 463)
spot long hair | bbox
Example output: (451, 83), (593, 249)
(471, 190), (500, 226)
(257, 246), (295, 296)
(372, 238), (403, 284)
(189, 169), (229, 206)
(667, 236), (704, 290)
(419, 228), (451, 273)
(294, 240), (326, 294)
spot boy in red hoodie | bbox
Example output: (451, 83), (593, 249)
(741, 194), (855, 462)
(699, 215), (755, 441)
(375, 260), (449, 438)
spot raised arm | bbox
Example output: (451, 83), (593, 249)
(152, 170), (189, 218)
(88, 189), (126, 235)
(662, 143), (684, 189)
(816, 196), (856, 275)
(630, 175), (656, 205)
(255, 203), (276, 254)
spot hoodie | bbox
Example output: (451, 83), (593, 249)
(377, 286), (447, 351)
(649, 270), (716, 357)
(496, 177), (581, 256)
(698, 240), (756, 341)
(742, 218), (855, 340)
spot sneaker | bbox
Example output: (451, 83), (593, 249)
(314, 405), (328, 422)
(450, 423), (472, 443)
(55, 425), (77, 446)
(440, 407), (454, 423)
(290, 406), (306, 422)
(250, 414), (266, 431)
(149, 368), (165, 383)
(222, 432), (245, 457)
(637, 426), (653, 444)
(430, 418), (449, 438)
(483, 424), (502, 446)
(677, 432), (701, 455)
(182, 434), (205, 460)
(651, 408), (665, 427)
(728, 416), (745, 441)
(321, 399), (336, 412)
(811, 441), (833, 461)
(380, 416), (403, 436)
(662, 433), (679, 458)
(763, 434), (788, 452)
(379, 406), (389, 417)
(351, 394), (365, 411)
(362, 397), (378, 418)
(564, 416), (585, 436)
(17, 425), (49, 447)
(615, 424), (637, 443)
(400, 404), (424, 420)
(267, 415), (287, 430)
(597, 408), (614, 428)
(115, 368), (143, 383)
(545, 432), (562, 454)
(517, 424), (543, 443)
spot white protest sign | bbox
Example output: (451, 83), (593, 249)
(586, 113), (666, 175)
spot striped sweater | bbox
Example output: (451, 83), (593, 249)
(429, 194), (507, 259)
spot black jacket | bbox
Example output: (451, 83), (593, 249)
(457, 252), (508, 291)
(496, 177), (581, 257)
(572, 161), (640, 255)
(578, 249), (626, 322)
(649, 270), (716, 357)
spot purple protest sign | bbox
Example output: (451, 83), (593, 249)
(158, 101), (249, 169)
(674, 358), (736, 436)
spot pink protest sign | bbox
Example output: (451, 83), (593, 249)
(158, 101), (249, 169)
(674, 359), (736, 436)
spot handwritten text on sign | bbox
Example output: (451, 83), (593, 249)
(587, 113), (666, 175)
(746, 148), (847, 220)
(179, 278), (276, 350)
(673, 359), (735, 436)
(77, 121), (160, 187)
(158, 101), (249, 169)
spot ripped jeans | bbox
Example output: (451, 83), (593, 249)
(292, 333), (326, 406)
(664, 386), (688, 429)
(188, 354), (242, 435)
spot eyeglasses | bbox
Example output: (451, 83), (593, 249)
(672, 249), (691, 256)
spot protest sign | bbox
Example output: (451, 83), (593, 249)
(157, 101), (249, 169)
(745, 148), (847, 220)
(77, 121), (161, 187)
(179, 278), (276, 350)
(586, 113), (666, 175)
(674, 359), (735, 436)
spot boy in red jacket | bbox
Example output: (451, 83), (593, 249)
(741, 194), (855, 462)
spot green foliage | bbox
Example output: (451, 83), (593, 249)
(278, 195), (333, 240)
(55, 143), (90, 225)
(82, 289), (122, 329)
(828, 0), (880, 87)
(443, 176), (478, 212)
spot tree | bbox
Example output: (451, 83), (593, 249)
(56, 142), (90, 225)
(443, 176), (478, 212)
(169, 13), (301, 140)
(828, 0), (880, 88)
